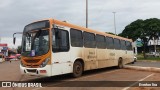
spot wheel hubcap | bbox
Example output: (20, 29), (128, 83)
(75, 65), (81, 74)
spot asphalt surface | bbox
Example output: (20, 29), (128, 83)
(0, 60), (160, 90)
(129, 61), (160, 68)
(16, 69), (160, 90)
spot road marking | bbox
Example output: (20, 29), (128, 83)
(122, 73), (154, 90)
(32, 69), (120, 90)
(72, 69), (120, 81)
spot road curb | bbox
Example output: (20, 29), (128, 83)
(124, 65), (160, 73)
(137, 60), (160, 62)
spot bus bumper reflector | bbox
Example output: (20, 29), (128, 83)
(40, 70), (47, 73)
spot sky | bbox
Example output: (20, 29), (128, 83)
(0, 0), (160, 48)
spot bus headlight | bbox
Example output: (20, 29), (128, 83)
(40, 58), (50, 68)
(20, 61), (25, 67)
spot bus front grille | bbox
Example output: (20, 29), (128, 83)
(24, 59), (40, 63)
(26, 69), (37, 73)
(26, 65), (39, 68)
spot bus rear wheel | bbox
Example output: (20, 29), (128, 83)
(118, 58), (124, 69)
(72, 61), (83, 77)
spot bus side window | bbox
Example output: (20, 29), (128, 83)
(60, 30), (69, 51)
(126, 41), (132, 50)
(70, 28), (83, 47)
(83, 32), (96, 48)
(121, 40), (126, 50)
(106, 36), (114, 49)
(52, 28), (70, 52)
(114, 38), (121, 50)
(96, 34), (106, 49)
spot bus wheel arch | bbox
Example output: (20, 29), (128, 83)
(118, 57), (124, 69)
(72, 59), (84, 77)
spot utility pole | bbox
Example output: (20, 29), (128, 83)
(154, 37), (157, 53)
(113, 12), (116, 35)
(86, 0), (88, 28)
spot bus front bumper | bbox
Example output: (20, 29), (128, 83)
(20, 65), (52, 76)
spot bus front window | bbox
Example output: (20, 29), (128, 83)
(22, 30), (49, 57)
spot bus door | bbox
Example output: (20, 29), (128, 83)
(51, 27), (71, 75)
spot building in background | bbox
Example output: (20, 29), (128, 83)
(148, 37), (160, 53)
(133, 38), (143, 55)
(133, 37), (160, 54)
(0, 44), (8, 62)
(0, 44), (8, 57)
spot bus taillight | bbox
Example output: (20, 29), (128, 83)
(40, 70), (47, 73)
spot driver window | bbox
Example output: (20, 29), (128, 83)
(52, 28), (69, 52)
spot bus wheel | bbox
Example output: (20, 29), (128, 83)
(72, 61), (83, 77)
(118, 58), (123, 69)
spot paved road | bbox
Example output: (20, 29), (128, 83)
(0, 61), (160, 90)
(17, 69), (160, 90)
(0, 60), (21, 81)
(129, 61), (160, 68)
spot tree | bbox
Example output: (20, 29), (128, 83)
(119, 18), (160, 58)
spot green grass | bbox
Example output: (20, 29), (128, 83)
(137, 53), (160, 61)
(138, 57), (160, 61)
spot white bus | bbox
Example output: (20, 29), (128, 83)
(14, 19), (134, 77)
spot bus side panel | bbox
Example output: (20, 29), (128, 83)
(115, 50), (134, 65)
(83, 48), (97, 70)
(101, 49), (115, 67)
(97, 49), (108, 68)
(122, 50), (128, 64)
(126, 50), (134, 64)
(51, 63), (72, 76)
(70, 47), (83, 65)
(107, 49), (117, 66)
(124, 50), (129, 64)
(116, 50), (128, 64)
(51, 51), (72, 76)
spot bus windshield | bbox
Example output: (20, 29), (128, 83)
(22, 30), (49, 57)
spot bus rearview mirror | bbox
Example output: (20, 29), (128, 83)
(13, 37), (16, 45)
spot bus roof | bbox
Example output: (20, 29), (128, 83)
(39, 19), (132, 42)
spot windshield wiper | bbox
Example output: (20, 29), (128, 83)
(25, 32), (31, 46)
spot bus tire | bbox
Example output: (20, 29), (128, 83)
(118, 58), (123, 69)
(72, 61), (83, 77)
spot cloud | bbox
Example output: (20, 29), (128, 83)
(0, 37), (21, 48)
(0, 0), (13, 8)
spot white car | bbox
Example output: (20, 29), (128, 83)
(131, 56), (137, 64)
(154, 52), (160, 57)
(146, 52), (160, 57)
(134, 56), (137, 62)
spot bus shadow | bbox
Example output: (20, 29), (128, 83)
(26, 66), (118, 86)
